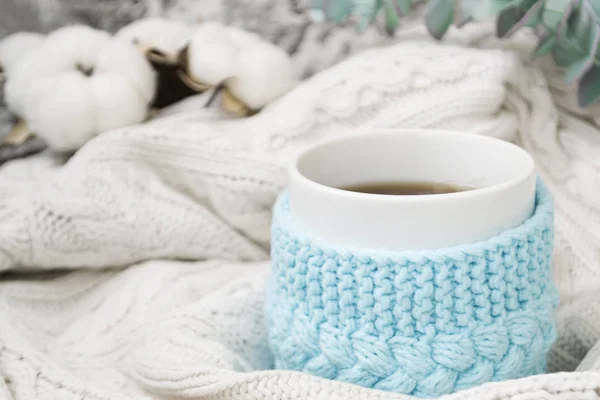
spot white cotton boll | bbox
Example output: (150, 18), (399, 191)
(96, 38), (156, 104)
(89, 74), (148, 134)
(19, 76), (61, 121)
(116, 18), (194, 56)
(187, 42), (237, 85)
(5, 29), (156, 151)
(27, 72), (96, 152)
(196, 20), (227, 33)
(5, 76), (28, 118)
(0, 32), (44, 75)
(45, 25), (111, 70)
(227, 42), (293, 110)
(160, 20), (195, 54)
(187, 22), (237, 85)
(5, 72), (30, 118)
(116, 18), (164, 43)
(4, 47), (67, 118)
(8, 46), (68, 82)
(227, 27), (260, 49)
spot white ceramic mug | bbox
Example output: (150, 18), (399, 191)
(288, 129), (536, 251)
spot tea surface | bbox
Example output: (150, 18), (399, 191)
(340, 181), (474, 195)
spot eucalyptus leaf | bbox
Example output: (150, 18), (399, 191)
(323, 0), (352, 21)
(497, 2), (544, 38)
(520, 0), (541, 10)
(578, 65), (600, 106)
(470, 0), (520, 19)
(394, 0), (412, 15)
(383, 0), (400, 33)
(522, 0), (544, 28)
(564, 6), (600, 83)
(569, 5), (599, 52)
(309, 0), (322, 9)
(425, 0), (455, 39)
(534, 33), (557, 56)
(541, 0), (577, 33)
(454, 0), (473, 27)
(497, 7), (523, 37)
(552, 41), (577, 67)
(554, 4), (600, 77)
(354, 0), (381, 31)
(565, 38), (599, 83)
(308, 0), (600, 106)
(583, 0), (600, 22)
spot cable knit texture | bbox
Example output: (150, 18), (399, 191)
(2, 10), (600, 400)
(268, 184), (558, 396)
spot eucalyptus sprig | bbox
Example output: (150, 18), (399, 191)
(309, 0), (600, 107)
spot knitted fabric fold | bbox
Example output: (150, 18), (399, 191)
(267, 181), (559, 397)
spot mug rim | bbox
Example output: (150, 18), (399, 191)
(288, 128), (535, 203)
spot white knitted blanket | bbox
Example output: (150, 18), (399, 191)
(2, 22), (600, 400)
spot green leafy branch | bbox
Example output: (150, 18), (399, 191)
(309, 0), (600, 107)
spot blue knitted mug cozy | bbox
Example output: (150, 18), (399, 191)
(266, 181), (559, 397)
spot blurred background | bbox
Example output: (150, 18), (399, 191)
(0, 0), (395, 161)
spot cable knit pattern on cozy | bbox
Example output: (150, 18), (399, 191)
(268, 184), (558, 396)
(3, 19), (600, 400)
